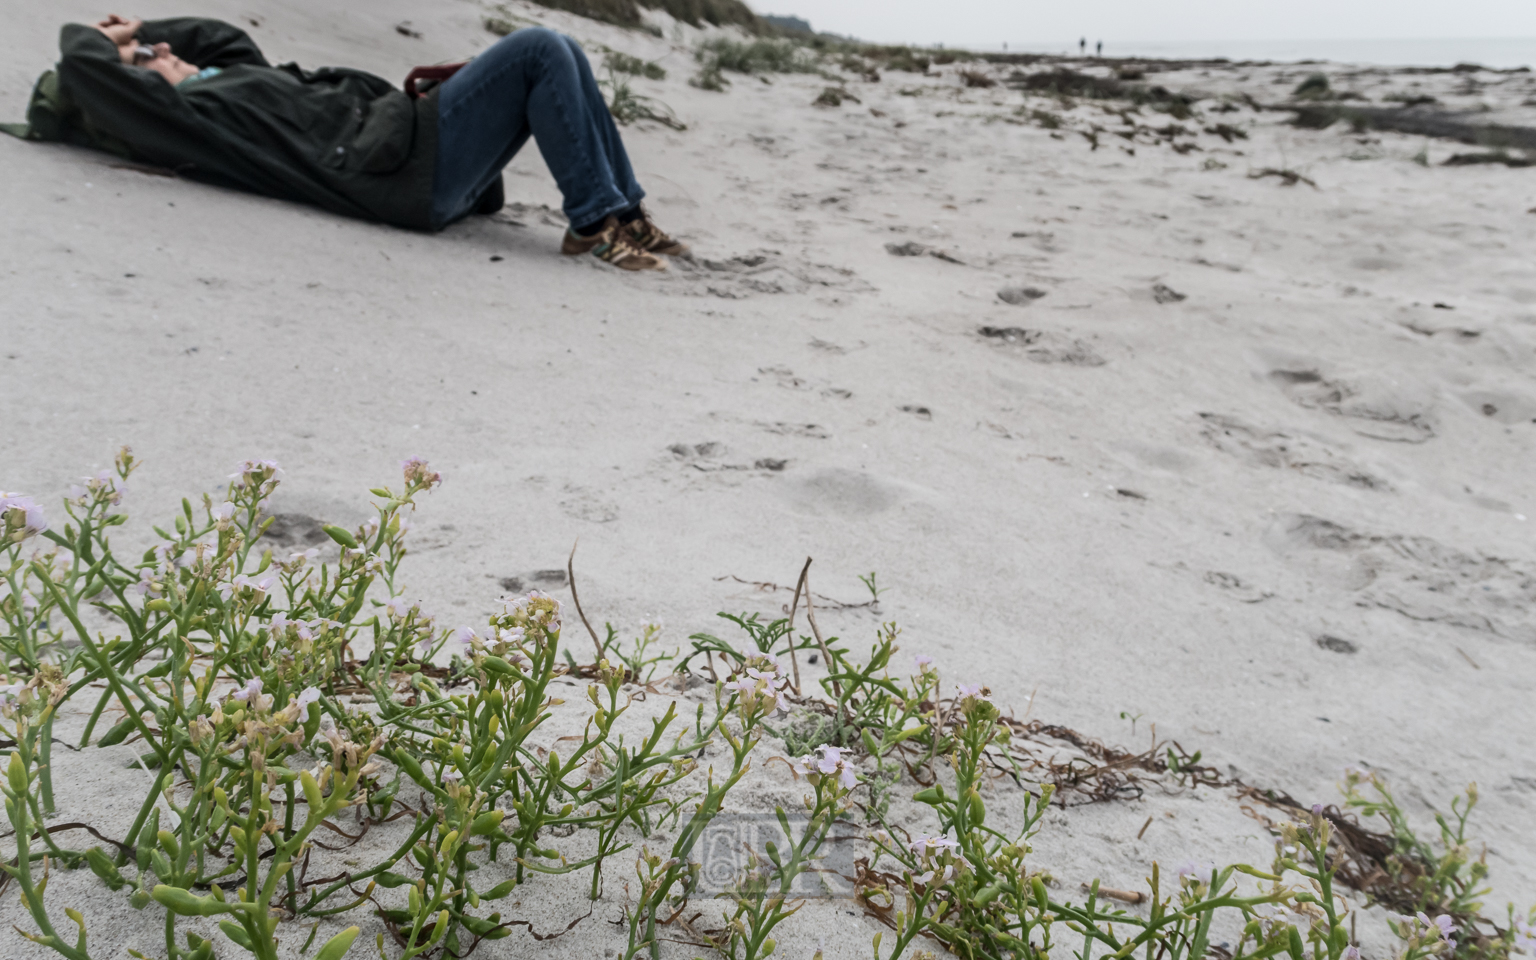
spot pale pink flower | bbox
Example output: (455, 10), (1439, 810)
(232, 677), (263, 702)
(0, 494), (49, 542)
(908, 834), (960, 857)
(400, 457), (443, 489)
(219, 574), (275, 603)
(228, 459), (282, 489)
(792, 744), (857, 789)
(1512, 920), (1534, 955)
(450, 626), (479, 653)
(497, 626), (526, 644)
(1418, 913), (1456, 944)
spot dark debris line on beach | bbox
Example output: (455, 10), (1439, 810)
(1288, 103), (1536, 151)
(993, 61), (1536, 156)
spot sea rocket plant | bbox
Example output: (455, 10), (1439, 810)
(0, 449), (1528, 960)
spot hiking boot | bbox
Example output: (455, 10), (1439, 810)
(561, 217), (665, 271)
(624, 211), (689, 256)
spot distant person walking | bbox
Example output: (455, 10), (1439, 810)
(1096, 40), (1103, 57)
(1079, 37), (1086, 56)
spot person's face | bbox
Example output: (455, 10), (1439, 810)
(123, 40), (199, 85)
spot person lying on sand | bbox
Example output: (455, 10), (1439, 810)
(8, 14), (683, 271)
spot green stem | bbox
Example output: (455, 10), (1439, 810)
(39, 714), (54, 815)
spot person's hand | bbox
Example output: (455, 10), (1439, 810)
(94, 14), (144, 53)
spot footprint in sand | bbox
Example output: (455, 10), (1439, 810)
(1265, 513), (1536, 643)
(558, 485), (619, 523)
(257, 513), (332, 548)
(671, 250), (870, 299)
(1203, 570), (1273, 604)
(781, 468), (910, 518)
(978, 326), (1107, 366)
(753, 364), (854, 398)
(1197, 413), (1392, 491)
(668, 442), (789, 474)
(1262, 359), (1436, 443)
(755, 421), (831, 439)
(500, 569), (568, 594)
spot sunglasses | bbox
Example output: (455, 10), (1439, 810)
(131, 44), (157, 65)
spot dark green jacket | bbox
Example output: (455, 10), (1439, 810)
(23, 19), (440, 229)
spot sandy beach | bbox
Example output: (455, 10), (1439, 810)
(2, 1), (1534, 957)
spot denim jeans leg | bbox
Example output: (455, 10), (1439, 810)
(558, 34), (645, 210)
(432, 36), (531, 227)
(520, 33), (642, 226)
(431, 27), (645, 229)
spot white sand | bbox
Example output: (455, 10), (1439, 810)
(2, 1), (1535, 957)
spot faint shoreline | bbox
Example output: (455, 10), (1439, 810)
(951, 37), (1536, 71)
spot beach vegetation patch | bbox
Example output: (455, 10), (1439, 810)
(959, 68), (996, 89)
(1293, 71), (1333, 100)
(696, 36), (817, 75)
(1008, 68), (1199, 119)
(813, 86), (860, 107)
(527, 0), (763, 32)
(1026, 108), (1064, 129)
(689, 61), (728, 90)
(0, 453), (1531, 960)
(602, 69), (686, 129)
(604, 50), (667, 80)
(878, 47), (933, 74)
(482, 13), (528, 37)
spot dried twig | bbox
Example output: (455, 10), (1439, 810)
(801, 567), (841, 705)
(713, 574), (876, 610)
(1086, 884), (1145, 904)
(784, 557), (813, 695)
(567, 539), (604, 662)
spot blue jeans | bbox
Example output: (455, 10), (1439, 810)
(430, 28), (645, 229)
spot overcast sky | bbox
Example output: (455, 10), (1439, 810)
(761, 0), (1536, 47)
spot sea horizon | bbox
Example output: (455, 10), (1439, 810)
(958, 36), (1536, 70)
